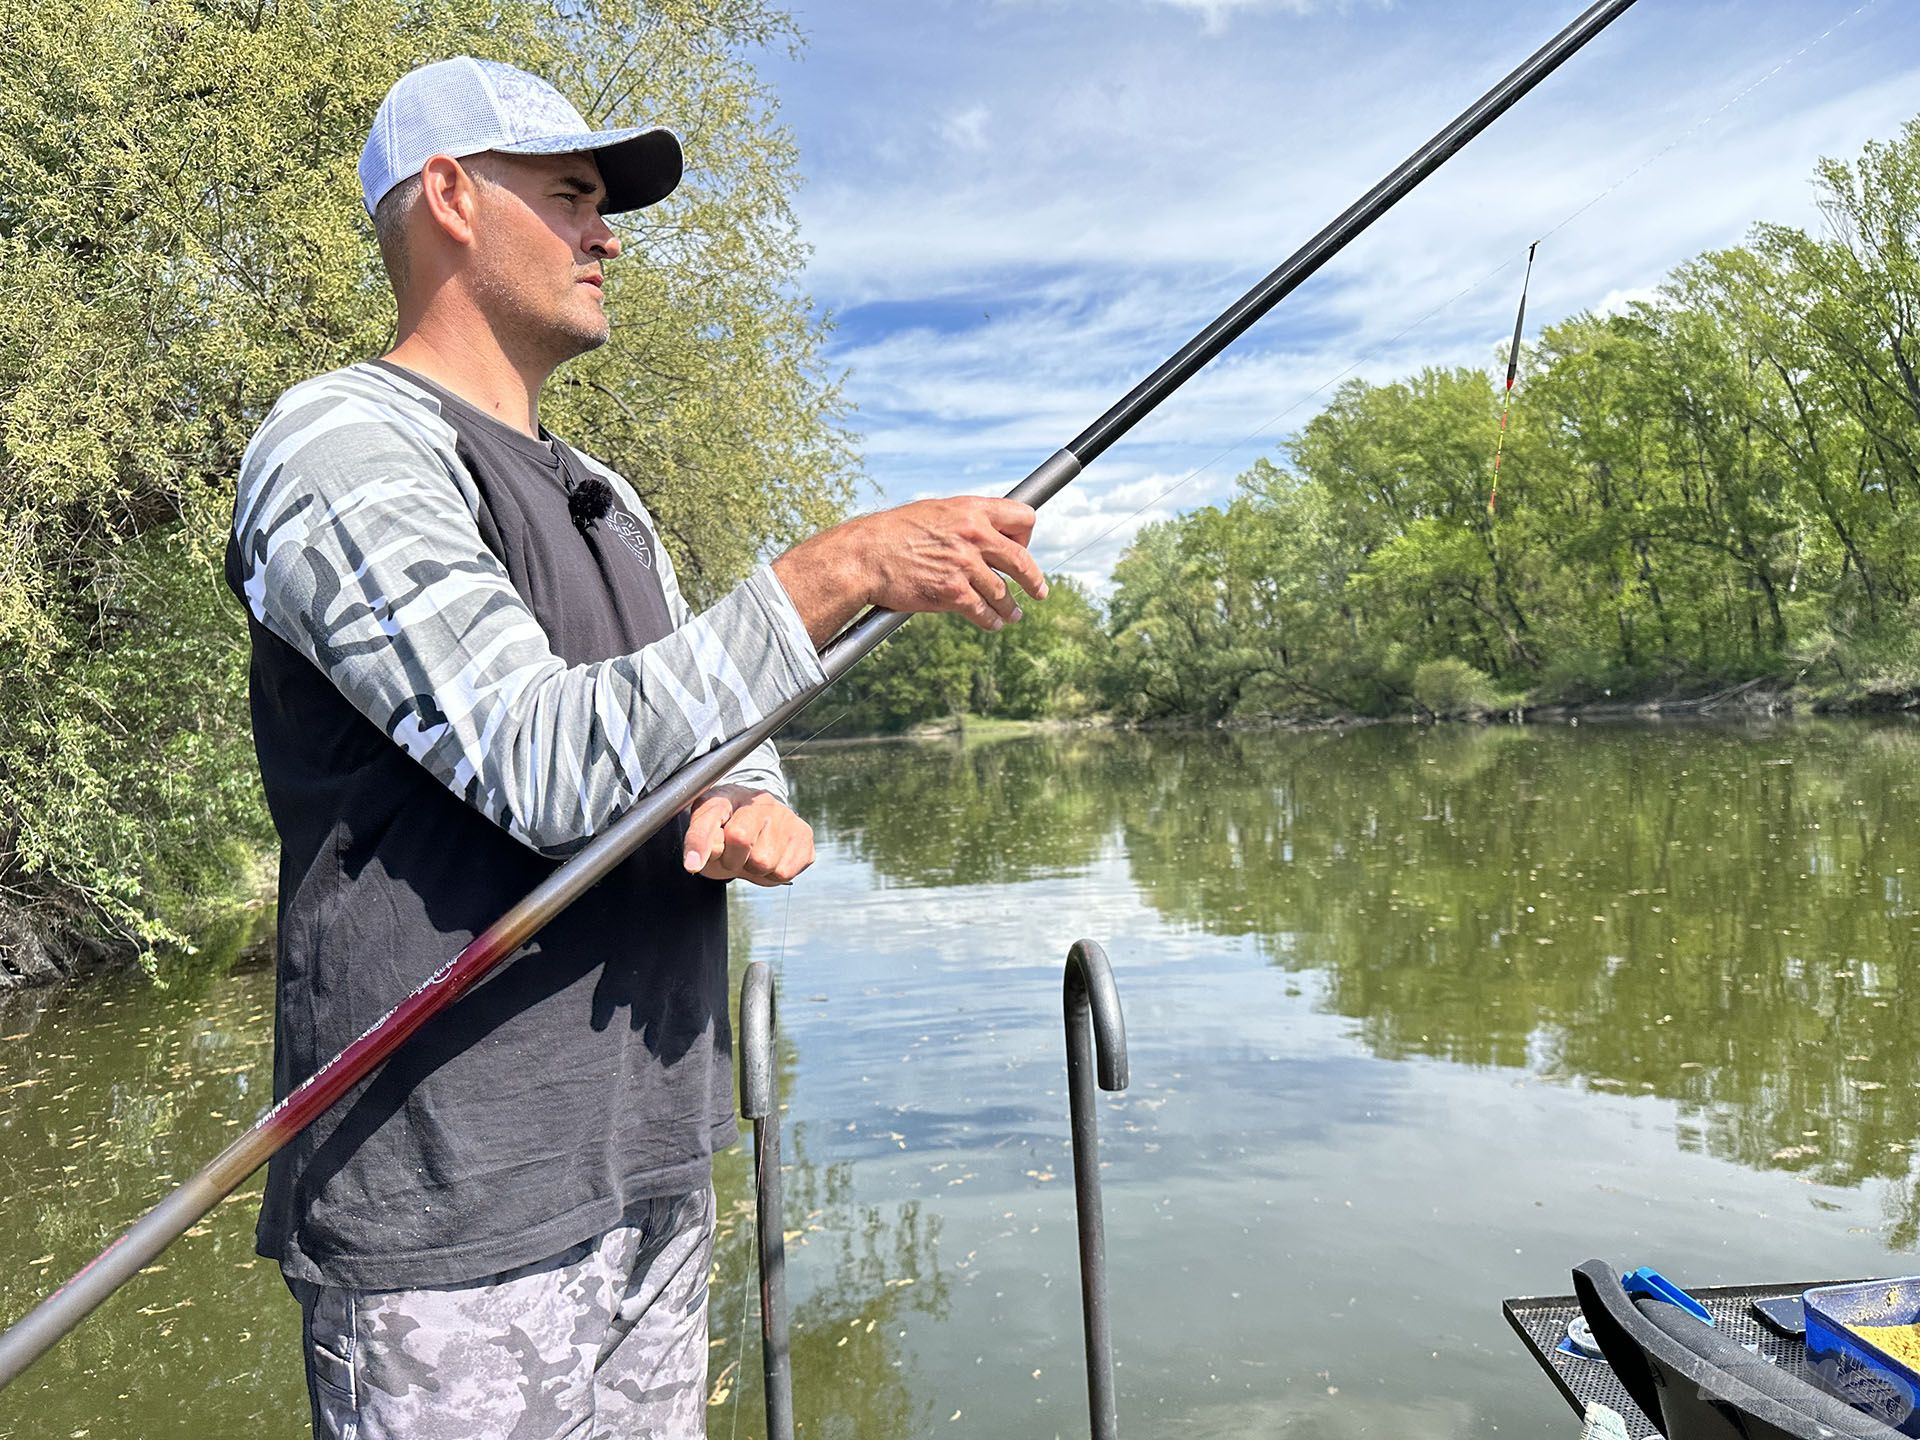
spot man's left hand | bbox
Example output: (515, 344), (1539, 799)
(682, 785), (814, 885)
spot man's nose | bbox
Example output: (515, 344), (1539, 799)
(585, 217), (620, 262)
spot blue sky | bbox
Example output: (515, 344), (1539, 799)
(761, 0), (1919, 591)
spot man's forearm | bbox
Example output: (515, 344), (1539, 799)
(770, 526), (872, 648)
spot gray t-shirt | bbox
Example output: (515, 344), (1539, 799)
(226, 361), (822, 1287)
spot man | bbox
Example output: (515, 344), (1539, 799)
(226, 56), (1044, 1439)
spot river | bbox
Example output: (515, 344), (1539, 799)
(2, 720), (1917, 1437)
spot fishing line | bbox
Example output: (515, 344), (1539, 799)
(1051, 0), (1880, 572)
(774, 701), (856, 765)
(1050, 255), (1527, 571)
(772, 882), (792, 989)
(727, 1263), (750, 1440)
(1532, 0), (1879, 250)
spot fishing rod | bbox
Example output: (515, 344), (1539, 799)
(0, 0), (1641, 1388)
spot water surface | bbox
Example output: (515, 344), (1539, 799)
(4, 720), (1918, 1437)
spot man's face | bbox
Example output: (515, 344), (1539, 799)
(464, 151), (620, 365)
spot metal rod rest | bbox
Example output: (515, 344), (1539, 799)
(1065, 939), (1129, 1440)
(0, 0), (1641, 1386)
(739, 962), (794, 1440)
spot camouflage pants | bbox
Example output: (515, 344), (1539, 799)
(291, 1187), (715, 1440)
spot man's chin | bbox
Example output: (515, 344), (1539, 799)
(488, 299), (610, 371)
(553, 315), (611, 359)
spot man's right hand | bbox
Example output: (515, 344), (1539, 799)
(771, 497), (1048, 648)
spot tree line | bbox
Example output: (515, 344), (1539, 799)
(833, 115), (1920, 731)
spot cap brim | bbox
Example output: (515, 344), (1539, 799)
(493, 126), (682, 214)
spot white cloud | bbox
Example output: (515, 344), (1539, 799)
(1591, 285), (1661, 319)
(1148, 0), (1318, 37)
(1030, 470), (1190, 592)
(998, 0), (1384, 39)
(940, 104), (991, 152)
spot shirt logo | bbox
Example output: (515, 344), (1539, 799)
(608, 510), (654, 569)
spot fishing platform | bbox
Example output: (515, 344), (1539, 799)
(1508, 1263), (1920, 1439)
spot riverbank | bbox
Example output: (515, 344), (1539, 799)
(13, 685), (1915, 994)
(0, 866), (274, 996)
(0, 898), (128, 993)
(1514, 673), (1920, 723)
(793, 671), (1920, 746)
(786, 713), (1115, 750)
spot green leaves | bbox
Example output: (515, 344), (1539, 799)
(1101, 115), (1920, 720)
(819, 576), (1107, 734)
(0, 0), (855, 963)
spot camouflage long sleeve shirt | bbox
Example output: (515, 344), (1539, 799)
(231, 361), (822, 858)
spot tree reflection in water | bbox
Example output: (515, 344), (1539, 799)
(712, 936), (951, 1439)
(796, 721), (1920, 1242)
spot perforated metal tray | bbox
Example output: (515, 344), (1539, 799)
(1504, 1280), (1839, 1437)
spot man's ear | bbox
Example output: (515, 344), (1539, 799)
(417, 154), (481, 249)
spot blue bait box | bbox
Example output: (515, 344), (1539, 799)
(1804, 1277), (1920, 1433)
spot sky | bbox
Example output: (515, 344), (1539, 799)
(760, 0), (1920, 592)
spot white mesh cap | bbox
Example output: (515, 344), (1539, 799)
(358, 57), (681, 216)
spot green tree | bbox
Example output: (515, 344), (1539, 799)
(990, 575), (1105, 719)
(1104, 517), (1227, 719)
(1521, 310), (1692, 685)
(1296, 368), (1537, 671)
(1100, 114), (1920, 722)
(824, 614), (987, 733)
(0, 0), (856, 968)
(818, 574), (1111, 733)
